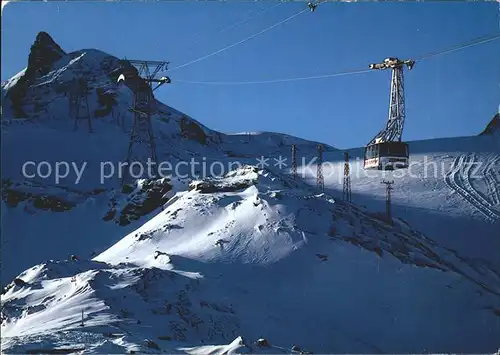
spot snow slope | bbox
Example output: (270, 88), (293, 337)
(1, 31), (500, 353)
(308, 134), (500, 265)
(2, 167), (500, 353)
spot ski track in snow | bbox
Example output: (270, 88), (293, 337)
(483, 155), (500, 206)
(462, 154), (500, 218)
(444, 154), (500, 223)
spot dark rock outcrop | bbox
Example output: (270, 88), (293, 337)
(180, 115), (208, 145)
(26, 31), (66, 80)
(480, 113), (500, 136)
(5, 32), (66, 117)
(189, 166), (259, 193)
(94, 88), (117, 117)
(103, 178), (173, 226)
(189, 179), (255, 194)
(13, 278), (27, 287)
(1, 180), (74, 212)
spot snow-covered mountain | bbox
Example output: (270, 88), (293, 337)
(1, 31), (335, 281)
(1, 32), (499, 354)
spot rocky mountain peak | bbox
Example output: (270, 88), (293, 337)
(26, 31), (66, 79)
(3, 31), (67, 117)
(480, 113), (500, 136)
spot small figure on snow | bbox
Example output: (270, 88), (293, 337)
(71, 254), (79, 261)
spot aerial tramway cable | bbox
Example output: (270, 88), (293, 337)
(171, 31), (500, 86)
(175, 68), (373, 85)
(413, 32), (500, 62)
(183, 3), (285, 55)
(217, 3), (285, 35)
(168, 4), (313, 72)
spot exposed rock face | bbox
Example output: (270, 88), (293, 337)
(180, 115), (208, 145)
(94, 88), (117, 117)
(480, 113), (500, 136)
(26, 31), (67, 80)
(103, 178), (173, 226)
(189, 179), (255, 194)
(5, 32), (66, 117)
(189, 167), (259, 193)
(1, 179), (74, 212)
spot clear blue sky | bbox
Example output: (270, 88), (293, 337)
(1, 1), (499, 149)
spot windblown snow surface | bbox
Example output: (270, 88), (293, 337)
(1, 33), (500, 353)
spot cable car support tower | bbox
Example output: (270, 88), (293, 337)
(70, 78), (92, 133)
(120, 60), (171, 184)
(364, 57), (414, 170)
(369, 58), (414, 144)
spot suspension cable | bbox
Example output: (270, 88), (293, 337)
(175, 68), (373, 85)
(183, 3), (285, 55)
(414, 32), (500, 62)
(168, 5), (311, 72)
(218, 2), (285, 35)
(171, 31), (500, 86)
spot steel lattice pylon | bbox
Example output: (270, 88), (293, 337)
(316, 144), (324, 192)
(124, 87), (158, 183)
(343, 151), (351, 202)
(70, 78), (92, 133)
(381, 180), (394, 221)
(368, 58), (414, 145)
(291, 144), (297, 179)
(120, 60), (170, 185)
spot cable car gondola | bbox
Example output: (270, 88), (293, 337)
(364, 139), (409, 170)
